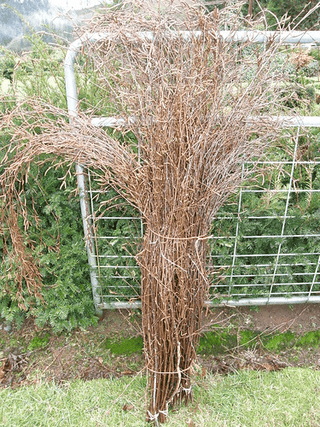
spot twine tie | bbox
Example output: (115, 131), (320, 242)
(182, 386), (192, 394)
(147, 410), (159, 421)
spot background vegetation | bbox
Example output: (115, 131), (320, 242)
(209, 0), (320, 30)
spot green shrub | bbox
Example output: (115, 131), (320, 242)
(240, 1), (320, 30)
(0, 30), (110, 330)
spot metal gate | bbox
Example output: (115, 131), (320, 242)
(64, 31), (320, 313)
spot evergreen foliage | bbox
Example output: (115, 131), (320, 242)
(259, 0), (320, 29)
(0, 31), (108, 331)
(207, 1), (320, 30)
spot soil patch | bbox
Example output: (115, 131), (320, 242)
(0, 304), (319, 389)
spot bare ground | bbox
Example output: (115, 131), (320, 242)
(0, 304), (319, 389)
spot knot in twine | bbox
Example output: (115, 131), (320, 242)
(182, 386), (192, 395)
(147, 410), (159, 421)
(147, 406), (169, 422)
(147, 229), (209, 241)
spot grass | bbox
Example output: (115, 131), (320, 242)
(0, 368), (319, 426)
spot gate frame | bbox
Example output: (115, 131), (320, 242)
(64, 30), (320, 313)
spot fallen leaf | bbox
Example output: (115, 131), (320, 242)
(261, 363), (274, 372)
(122, 403), (134, 411)
(98, 357), (103, 365)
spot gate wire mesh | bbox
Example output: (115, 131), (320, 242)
(86, 125), (320, 308)
(63, 31), (320, 310)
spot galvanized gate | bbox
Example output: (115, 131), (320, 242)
(64, 31), (320, 313)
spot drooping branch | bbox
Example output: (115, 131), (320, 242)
(0, 102), (142, 300)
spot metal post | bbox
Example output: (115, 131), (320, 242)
(64, 35), (103, 315)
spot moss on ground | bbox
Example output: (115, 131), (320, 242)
(198, 329), (320, 355)
(104, 336), (144, 355)
(27, 333), (50, 351)
(99, 329), (320, 356)
(296, 330), (320, 347)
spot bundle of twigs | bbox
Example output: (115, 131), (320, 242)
(0, 1), (292, 423)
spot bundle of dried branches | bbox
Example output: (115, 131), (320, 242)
(1, 1), (293, 423)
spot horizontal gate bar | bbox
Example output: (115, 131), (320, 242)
(90, 116), (320, 128)
(99, 295), (320, 310)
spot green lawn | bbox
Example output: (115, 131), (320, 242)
(0, 367), (319, 426)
